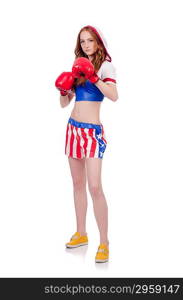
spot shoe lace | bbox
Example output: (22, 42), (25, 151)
(70, 233), (80, 241)
(97, 246), (108, 254)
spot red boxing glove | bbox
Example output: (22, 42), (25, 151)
(72, 57), (99, 84)
(55, 72), (75, 96)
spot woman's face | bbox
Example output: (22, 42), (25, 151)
(80, 30), (98, 58)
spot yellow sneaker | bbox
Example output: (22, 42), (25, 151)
(95, 243), (109, 263)
(65, 232), (88, 248)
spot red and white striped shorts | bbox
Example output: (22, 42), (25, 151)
(65, 117), (107, 159)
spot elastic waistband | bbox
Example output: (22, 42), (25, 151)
(68, 117), (103, 130)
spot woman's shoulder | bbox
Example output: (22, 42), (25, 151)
(98, 60), (116, 73)
(100, 59), (115, 67)
(97, 60), (116, 83)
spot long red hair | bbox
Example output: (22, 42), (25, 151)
(73, 26), (107, 86)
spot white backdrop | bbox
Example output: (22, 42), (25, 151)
(0, 0), (183, 277)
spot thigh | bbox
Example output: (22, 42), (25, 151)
(85, 158), (103, 189)
(68, 157), (86, 186)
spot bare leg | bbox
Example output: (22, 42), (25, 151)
(68, 157), (87, 236)
(86, 158), (109, 246)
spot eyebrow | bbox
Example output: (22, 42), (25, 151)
(80, 38), (93, 41)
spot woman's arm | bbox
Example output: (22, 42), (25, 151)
(60, 91), (75, 108)
(95, 80), (118, 101)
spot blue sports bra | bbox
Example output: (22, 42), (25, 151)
(75, 80), (104, 102)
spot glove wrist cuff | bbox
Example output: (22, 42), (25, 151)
(60, 89), (68, 96)
(89, 73), (99, 84)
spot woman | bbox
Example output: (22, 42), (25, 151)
(55, 25), (118, 263)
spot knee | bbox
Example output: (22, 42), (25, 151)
(72, 179), (86, 190)
(88, 184), (103, 198)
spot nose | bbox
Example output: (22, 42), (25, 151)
(85, 41), (90, 47)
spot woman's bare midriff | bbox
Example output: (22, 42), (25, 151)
(70, 101), (102, 125)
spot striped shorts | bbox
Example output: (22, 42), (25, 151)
(65, 117), (107, 159)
